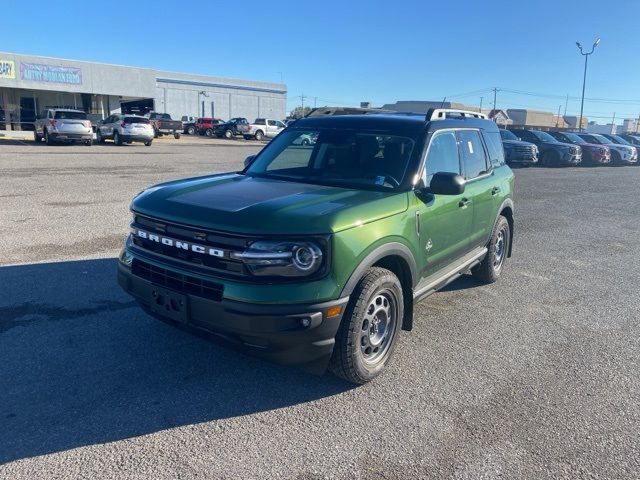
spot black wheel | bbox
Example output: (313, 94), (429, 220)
(205, 129), (213, 137)
(174, 132), (181, 139)
(187, 126), (195, 135)
(96, 130), (105, 144)
(254, 130), (264, 141)
(610, 151), (622, 166)
(153, 129), (159, 138)
(44, 129), (54, 145)
(144, 140), (152, 146)
(113, 131), (122, 146)
(243, 135), (252, 140)
(329, 267), (403, 384)
(84, 139), (92, 146)
(33, 131), (42, 143)
(301, 139), (310, 146)
(542, 150), (559, 167)
(224, 129), (233, 139)
(472, 215), (510, 284)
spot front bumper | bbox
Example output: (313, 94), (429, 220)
(562, 152), (582, 165)
(117, 258), (348, 372)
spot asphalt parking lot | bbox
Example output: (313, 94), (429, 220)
(1, 140), (639, 479)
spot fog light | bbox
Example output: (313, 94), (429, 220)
(299, 317), (311, 328)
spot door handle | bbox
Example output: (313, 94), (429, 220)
(458, 198), (471, 208)
(491, 186), (501, 196)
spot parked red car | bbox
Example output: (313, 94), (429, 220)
(196, 117), (225, 136)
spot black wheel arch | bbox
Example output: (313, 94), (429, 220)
(497, 198), (514, 258)
(340, 242), (418, 332)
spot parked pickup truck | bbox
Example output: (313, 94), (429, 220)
(214, 117), (250, 139)
(147, 112), (182, 139)
(181, 116), (197, 135)
(243, 118), (286, 141)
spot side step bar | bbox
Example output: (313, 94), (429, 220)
(413, 248), (488, 303)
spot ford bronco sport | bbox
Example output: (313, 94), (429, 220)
(118, 109), (515, 384)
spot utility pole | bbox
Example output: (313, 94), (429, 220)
(556, 104), (562, 128)
(636, 112), (640, 133)
(564, 93), (569, 117)
(492, 88), (498, 115)
(300, 94), (305, 118)
(479, 96), (483, 113)
(611, 112), (616, 134)
(576, 37), (601, 132)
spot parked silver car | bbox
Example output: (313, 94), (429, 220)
(243, 118), (286, 140)
(96, 114), (154, 146)
(34, 109), (93, 145)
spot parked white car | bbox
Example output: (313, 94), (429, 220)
(34, 109), (93, 146)
(96, 114), (154, 146)
(244, 118), (286, 141)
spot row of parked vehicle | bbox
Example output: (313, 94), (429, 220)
(500, 128), (640, 167)
(181, 116), (287, 141)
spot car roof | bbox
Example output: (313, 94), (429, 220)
(51, 108), (84, 112)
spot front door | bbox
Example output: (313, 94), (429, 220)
(415, 129), (474, 279)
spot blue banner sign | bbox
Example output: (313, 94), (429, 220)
(20, 62), (82, 85)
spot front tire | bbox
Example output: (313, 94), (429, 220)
(329, 267), (403, 384)
(44, 129), (54, 145)
(34, 131), (42, 143)
(144, 140), (152, 146)
(472, 215), (510, 284)
(205, 128), (213, 137)
(174, 132), (181, 139)
(113, 131), (122, 146)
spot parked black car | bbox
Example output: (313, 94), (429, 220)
(213, 117), (250, 139)
(510, 129), (582, 166)
(548, 131), (611, 166)
(499, 129), (538, 166)
(618, 133), (640, 149)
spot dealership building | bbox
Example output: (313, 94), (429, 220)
(0, 52), (287, 130)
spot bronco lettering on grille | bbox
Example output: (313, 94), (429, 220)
(132, 228), (224, 258)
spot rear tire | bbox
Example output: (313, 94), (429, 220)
(44, 129), (54, 145)
(144, 140), (152, 146)
(187, 126), (195, 135)
(205, 128), (213, 137)
(113, 131), (122, 146)
(254, 130), (264, 141)
(96, 130), (105, 144)
(472, 215), (510, 284)
(174, 132), (181, 139)
(33, 131), (42, 143)
(329, 267), (403, 384)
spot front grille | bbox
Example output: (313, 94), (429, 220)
(512, 145), (536, 155)
(132, 259), (223, 301)
(131, 213), (251, 279)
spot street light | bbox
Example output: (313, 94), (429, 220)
(576, 37), (601, 132)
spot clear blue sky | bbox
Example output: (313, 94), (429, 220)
(2, 0), (640, 121)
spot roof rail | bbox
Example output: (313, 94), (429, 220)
(426, 108), (488, 121)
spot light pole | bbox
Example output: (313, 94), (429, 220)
(576, 37), (600, 132)
(198, 91), (209, 117)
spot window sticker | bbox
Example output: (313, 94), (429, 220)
(467, 141), (474, 154)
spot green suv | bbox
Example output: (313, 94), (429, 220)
(117, 109), (514, 384)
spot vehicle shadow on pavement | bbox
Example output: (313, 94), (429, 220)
(0, 258), (353, 464)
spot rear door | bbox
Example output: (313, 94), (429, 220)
(416, 129), (474, 277)
(457, 129), (497, 249)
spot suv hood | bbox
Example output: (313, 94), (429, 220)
(502, 139), (535, 147)
(131, 173), (408, 235)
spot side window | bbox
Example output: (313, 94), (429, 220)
(457, 130), (489, 179)
(483, 131), (505, 168)
(276, 121), (285, 128)
(267, 120), (276, 126)
(423, 130), (461, 185)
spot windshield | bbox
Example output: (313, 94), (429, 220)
(246, 129), (416, 191)
(125, 117), (149, 124)
(532, 130), (558, 143)
(589, 134), (610, 144)
(611, 135), (631, 145)
(563, 133), (585, 144)
(54, 111), (86, 120)
(499, 129), (518, 141)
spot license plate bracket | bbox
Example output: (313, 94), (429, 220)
(148, 285), (188, 323)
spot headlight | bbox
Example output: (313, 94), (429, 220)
(232, 240), (324, 277)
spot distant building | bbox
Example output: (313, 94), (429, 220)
(380, 100), (478, 113)
(586, 122), (616, 134)
(487, 109), (512, 127)
(507, 109), (573, 130)
(563, 116), (588, 130)
(621, 118), (639, 133)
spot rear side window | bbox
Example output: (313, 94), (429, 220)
(457, 130), (488, 179)
(424, 131), (461, 185)
(483, 131), (505, 168)
(267, 120), (276, 126)
(54, 111), (87, 120)
(254, 119), (266, 125)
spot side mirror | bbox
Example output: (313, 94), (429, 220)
(429, 172), (466, 195)
(244, 155), (257, 168)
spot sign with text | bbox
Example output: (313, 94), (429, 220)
(0, 60), (16, 79)
(20, 62), (82, 85)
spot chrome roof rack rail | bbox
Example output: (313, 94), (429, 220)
(426, 108), (488, 121)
